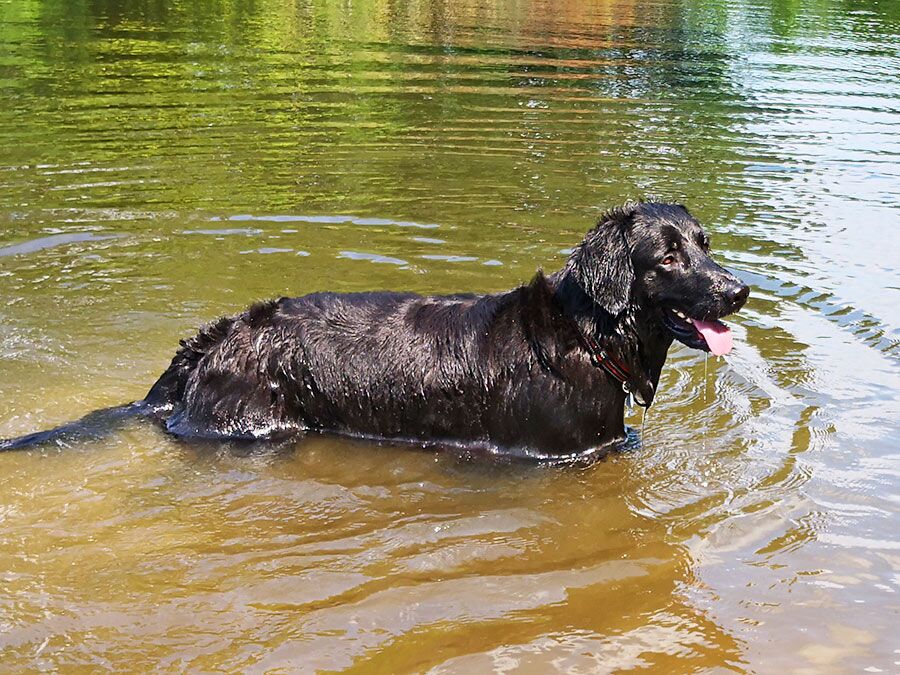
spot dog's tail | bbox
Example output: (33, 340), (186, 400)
(0, 401), (149, 452)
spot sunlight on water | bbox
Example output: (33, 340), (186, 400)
(1, 0), (899, 670)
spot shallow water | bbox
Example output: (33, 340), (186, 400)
(1, 0), (899, 671)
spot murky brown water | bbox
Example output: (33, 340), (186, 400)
(1, 0), (899, 671)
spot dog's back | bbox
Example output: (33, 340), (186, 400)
(147, 289), (520, 443)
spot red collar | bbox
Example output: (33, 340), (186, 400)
(575, 328), (649, 408)
(578, 331), (630, 384)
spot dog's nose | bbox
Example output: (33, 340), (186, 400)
(725, 282), (750, 310)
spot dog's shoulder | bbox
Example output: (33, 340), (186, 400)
(519, 270), (565, 326)
(517, 270), (580, 374)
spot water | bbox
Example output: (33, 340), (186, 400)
(1, 0), (899, 670)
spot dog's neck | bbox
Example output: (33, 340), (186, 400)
(548, 269), (673, 406)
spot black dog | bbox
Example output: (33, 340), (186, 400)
(1, 202), (749, 457)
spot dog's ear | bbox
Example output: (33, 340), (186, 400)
(568, 205), (636, 316)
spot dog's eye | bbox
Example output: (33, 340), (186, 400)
(661, 254), (676, 266)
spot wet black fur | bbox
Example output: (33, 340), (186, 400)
(1, 202), (749, 457)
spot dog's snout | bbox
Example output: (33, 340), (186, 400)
(725, 281), (750, 310)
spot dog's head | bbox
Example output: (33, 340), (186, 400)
(568, 202), (749, 355)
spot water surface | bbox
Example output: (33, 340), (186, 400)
(1, 0), (899, 671)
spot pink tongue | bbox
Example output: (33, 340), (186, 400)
(693, 319), (733, 356)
